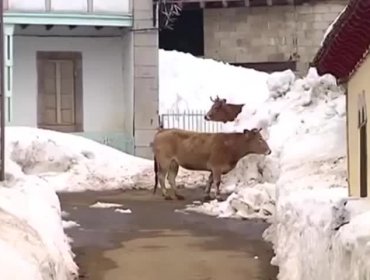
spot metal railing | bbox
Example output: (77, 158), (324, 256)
(160, 110), (223, 133)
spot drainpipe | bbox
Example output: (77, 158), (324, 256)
(0, 0), (5, 181)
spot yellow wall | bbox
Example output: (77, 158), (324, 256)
(348, 53), (370, 197)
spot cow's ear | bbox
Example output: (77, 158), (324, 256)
(251, 128), (259, 134)
(243, 129), (250, 134)
(221, 98), (226, 103)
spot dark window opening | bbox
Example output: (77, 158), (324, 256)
(360, 122), (367, 197)
(230, 61), (297, 73)
(159, 8), (204, 57)
(358, 92), (368, 197)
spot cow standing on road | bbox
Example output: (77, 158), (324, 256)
(152, 128), (271, 201)
(204, 96), (245, 123)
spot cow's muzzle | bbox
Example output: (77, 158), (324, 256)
(204, 115), (210, 120)
(265, 149), (272, 155)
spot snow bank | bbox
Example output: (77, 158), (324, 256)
(6, 127), (153, 192)
(5, 126), (206, 192)
(160, 50), (346, 221)
(264, 194), (370, 280)
(159, 49), (270, 114)
(0, 177), (77, 279)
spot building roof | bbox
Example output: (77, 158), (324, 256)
(312, 0), (370, 83)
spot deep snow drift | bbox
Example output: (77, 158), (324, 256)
(160, 49), (347, 221)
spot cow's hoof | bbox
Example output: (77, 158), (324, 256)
(175, 194), (185, 200)
(202, 195), (212, 202)
(216, 195), (224, 202)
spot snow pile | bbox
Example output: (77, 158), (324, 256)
(6, 127), (153, 192)
(6, 127), (206, 192)
(0, 177), (77, 279)
(159, 49), (270, 114)
(332, 200), (370, 280)
(264, 188), (348, 280)
(160, 51), (346, 220)
(264, 194), (370, 280)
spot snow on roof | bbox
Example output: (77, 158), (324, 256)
(319, 6), (347, 47)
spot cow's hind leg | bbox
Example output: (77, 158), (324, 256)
(203, 172), (213, 202)
(157, 159), (172, 200)
(212, 169), (223, 202)
(167, 161), (184, 200)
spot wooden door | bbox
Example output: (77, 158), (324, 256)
(37, 52), (83, 133)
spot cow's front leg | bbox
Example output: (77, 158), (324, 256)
(167, 161), (184, 200)
(203, 172), (213, 202)
(213, 171), (223, 202)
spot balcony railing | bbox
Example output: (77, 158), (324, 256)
(4, 0), (131, 15)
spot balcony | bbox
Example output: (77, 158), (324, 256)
(3, 0), (132, 27)
(5, 0), (131, 14)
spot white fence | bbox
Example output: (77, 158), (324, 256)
(160, 110), (223, 133)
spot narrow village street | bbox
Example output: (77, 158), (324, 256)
(60, 189), (278, 280)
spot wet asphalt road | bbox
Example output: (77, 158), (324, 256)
(59, 189), (278, 280)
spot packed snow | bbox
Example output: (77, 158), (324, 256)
(89, 202), (124, 208)
(62, 220), (80, 229)
(0, 177), (77, 279)
(115, 208), (132, 214)
(90, 202), (132, 213)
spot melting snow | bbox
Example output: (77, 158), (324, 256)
(114, 209), (132, 214)
(89, 202), (124, 209)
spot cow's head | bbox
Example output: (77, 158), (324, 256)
(204, 95), (231, 122)
(243, 128), (271, 156)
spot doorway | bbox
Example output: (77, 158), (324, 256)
(37, 51), (83, 133)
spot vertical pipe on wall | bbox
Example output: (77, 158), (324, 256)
(87, 0), (93, 13)
(0, 0), (5, 181)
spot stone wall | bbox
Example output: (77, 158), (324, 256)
(132, 0), (159, 159)
(204, 0), (347, 74)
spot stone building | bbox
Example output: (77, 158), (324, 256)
(160, 0), (347, 74)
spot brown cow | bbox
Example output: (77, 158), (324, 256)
(152, 128), (271, 201)
(204, 95), (245, 123)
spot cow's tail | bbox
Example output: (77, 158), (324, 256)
(153, 156), (159, 194)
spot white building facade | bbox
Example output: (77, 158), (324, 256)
(4, 0), (159, 159)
